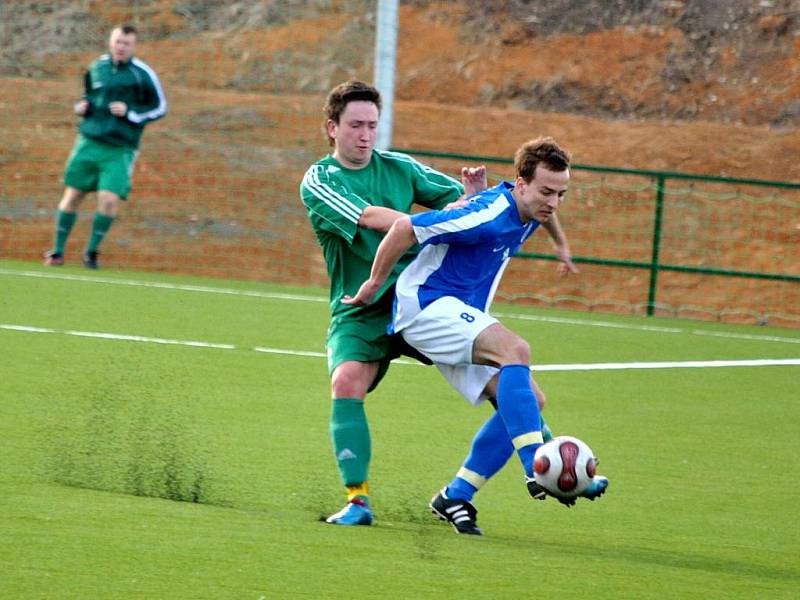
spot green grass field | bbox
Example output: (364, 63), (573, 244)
(1, 259), (798, 599)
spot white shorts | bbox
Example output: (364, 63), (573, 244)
(435, 362), (498, 406)
(399, 296), (499, 406)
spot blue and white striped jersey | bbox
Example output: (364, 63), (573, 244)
(392, 181), (539, 333)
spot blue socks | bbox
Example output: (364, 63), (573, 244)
(447, 365), (544, 499)
(493, 364), (543, 478)
(447, 412), (513, 501)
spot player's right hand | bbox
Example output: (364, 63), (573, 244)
(74, 99), (89, 116)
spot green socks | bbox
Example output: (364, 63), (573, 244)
(53, 210), (77, 254)
(52, 211), (114, 255)
(87, 212), (114, 253)
(330, 398), (371, 487)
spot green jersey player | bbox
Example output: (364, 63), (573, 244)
(44, 25), (167, 269)
(300, 80), (486, 526)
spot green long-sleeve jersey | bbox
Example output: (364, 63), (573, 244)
(300, 149), (464, 319)
(78, 54), (167, 149)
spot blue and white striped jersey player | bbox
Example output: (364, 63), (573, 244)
(343, 137), (609, 535)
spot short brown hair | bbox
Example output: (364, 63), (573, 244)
(514, 137), (571, 183)
(323, 81), (381, 146)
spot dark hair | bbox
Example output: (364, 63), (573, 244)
(323, 81), (381, 146)
(116, 25), (137, 36)
(514, 136), (571, 183)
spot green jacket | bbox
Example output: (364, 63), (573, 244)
(79, 54), (167, 149)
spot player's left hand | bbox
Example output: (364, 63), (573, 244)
(556, 254), (579, 276)
(557, 260), (579, 276)
(552, 242), (579, 276)
(109, 101), (128, 117)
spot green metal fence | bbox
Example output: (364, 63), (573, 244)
(394, 148), (800, 324)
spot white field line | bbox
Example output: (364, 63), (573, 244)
(533, 358), (800, 372)
(0, 269), (328, 303)
(2, 323), (799, 372)
(492, 311), (800, 344)
(2, 268), (800, 346)
(0, 323), (235, 350)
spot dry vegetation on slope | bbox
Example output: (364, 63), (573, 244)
(1, 1), (798, 323)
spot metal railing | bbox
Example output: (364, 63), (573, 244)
(393, 148), (800, 317)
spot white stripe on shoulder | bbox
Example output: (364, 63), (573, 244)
(413, 193), (509, 244)
(127, 57), (168, 124)
(301, 166), (362, 224)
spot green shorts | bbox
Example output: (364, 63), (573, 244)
(326, 294), (434, 393)
(64, 135), (137, 199)
(327, 295), (398, 392)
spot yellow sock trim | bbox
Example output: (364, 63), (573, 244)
(346, 482), (369, 501)
(512, 431), (544, 450)
(456, 467), (487, 489)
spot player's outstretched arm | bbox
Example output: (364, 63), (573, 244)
(342, 217), (416, 306)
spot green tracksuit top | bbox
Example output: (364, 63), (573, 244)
(78, 53), (167, 149)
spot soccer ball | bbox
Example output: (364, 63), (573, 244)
(533, 436), (598, 499)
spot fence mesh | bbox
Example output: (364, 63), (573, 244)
(417, 157), (800, 326)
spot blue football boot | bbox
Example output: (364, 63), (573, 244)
(580, 475), (609, 501)
(325, 497), (373, 526)
(526, 474), (608, 507)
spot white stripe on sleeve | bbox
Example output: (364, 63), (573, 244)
(302, 167), (363, 224)
(413, 193), (509, 244)
(127, 58), (168, 124)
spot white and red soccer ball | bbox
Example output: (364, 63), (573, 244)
(534, 436), (598, 499)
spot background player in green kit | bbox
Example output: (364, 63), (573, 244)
(300, 80), (488, 525)
(44, 25), (167, 269)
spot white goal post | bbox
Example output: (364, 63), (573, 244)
(374, 0), (399, 150)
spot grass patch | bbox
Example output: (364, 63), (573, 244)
(1, 261), (799, 599)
